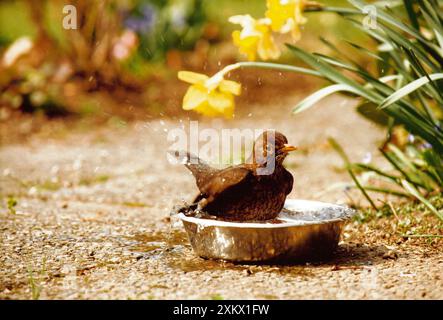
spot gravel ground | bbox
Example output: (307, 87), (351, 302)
(1, 95), (442, 299)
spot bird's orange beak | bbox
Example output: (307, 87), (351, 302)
(281, 144), (298, 153)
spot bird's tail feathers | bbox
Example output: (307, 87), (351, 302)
(168, 150), (200, 164)
(168, 150), (215, 177)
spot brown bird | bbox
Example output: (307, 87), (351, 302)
(172, 131), (297, 221)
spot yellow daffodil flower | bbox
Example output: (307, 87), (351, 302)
(265, 0), (307, 41)
(178, 71), (241, 118)
(229, 15), (280, 61)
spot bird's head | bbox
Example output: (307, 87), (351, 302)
(251, 131), (297, 166)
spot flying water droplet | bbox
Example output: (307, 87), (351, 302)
(362, 152), (372, 164)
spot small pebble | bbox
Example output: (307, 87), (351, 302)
(382, 250), (398, 260)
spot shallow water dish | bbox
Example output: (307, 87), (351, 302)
(178, 199), (355, 262)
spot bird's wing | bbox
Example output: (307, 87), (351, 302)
(198, 165), (254, 201)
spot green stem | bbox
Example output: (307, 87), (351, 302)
(217, 62), (322, 78)
(328, 137), (378, 210)
(305, 6), (361, 15)
(356, 186), (410, 198)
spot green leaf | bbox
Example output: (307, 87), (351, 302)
(357, 186), (410, 197)
(314, 53), (358, 71)
(380, 147), (428, 190)
(304, 6), (360, 15)
(378, 75), (403, 84)
(422, 149), (443, 185)
(319, 37), (360, 67)
(293, 84), (359, 114)
(286, 44), (382, 102)
(287, 45), (443, 153)
(328, 137), (378, 210)
(403, 49), (443, 105)
(236, 61), (322, 77)
(354, 163), (400, 182)
(350, 0), (443, 64)
(345, 40), (384, 61)
(404, 0), (419, 30)
(377, 22), (440, 71)
(380, 73), (443, 108)
(420, 1), (443, 39)
(401, 180), (443, 221)
(388, 144), (437, 190)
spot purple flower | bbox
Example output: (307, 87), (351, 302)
(418, 142), (433, 150)
(124, 4), (157, 34)
(407, 134), (415, 143)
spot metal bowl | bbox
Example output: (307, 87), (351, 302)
(178, 199), (355, 262)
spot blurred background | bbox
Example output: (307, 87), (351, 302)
(0, 0), (372, 139)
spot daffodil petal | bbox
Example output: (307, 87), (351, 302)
(232, 30), (241, 44)
(266, 0), (295, 31)
(219, 103), (234, 118)
(228, 15), (254, 27)
(208, 91), (234, 113)
(258, 34), (280, 60)
(219, 80), (241, 95)
(178, 71), (208, 85)
(233, 31), (257, 47)
(193, 104), (220, 117)
(265, 0), (306, 40)
(182, 85), (208, 110)
(232, 31), (258, 61)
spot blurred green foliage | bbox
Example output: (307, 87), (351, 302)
(0, 0), (360, 59)
(0, 0), (207, 61)
(130, 0), (206, 60)
(0, 1), (36, 43)
(0, 0), (366, 116)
